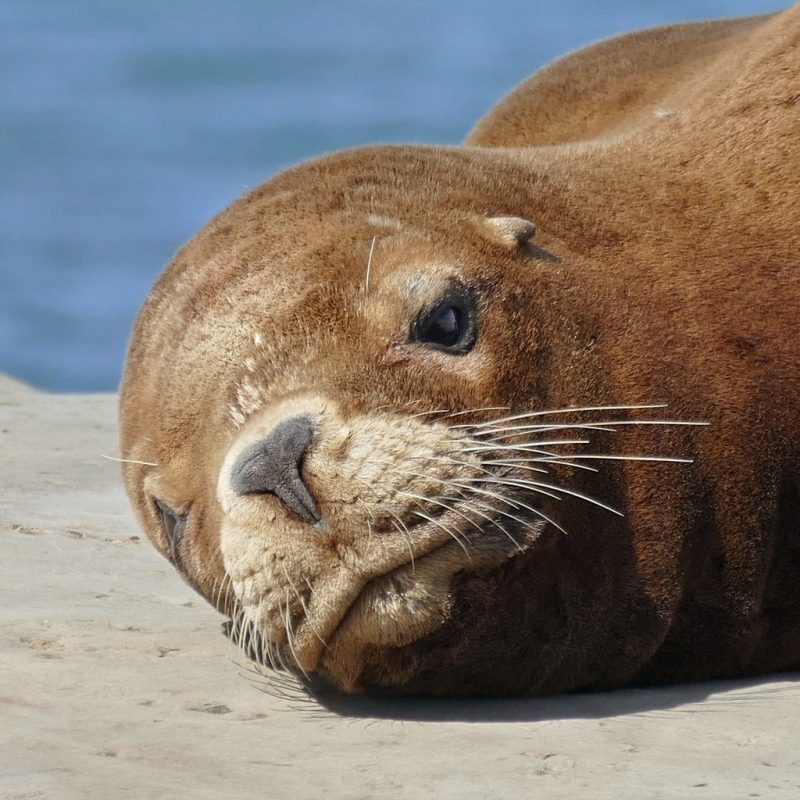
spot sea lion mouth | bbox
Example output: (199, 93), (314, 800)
(224, 486), (550, 691)
(317, 493), (550, 686)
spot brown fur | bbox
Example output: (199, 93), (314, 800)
(120, 8), (800, 696)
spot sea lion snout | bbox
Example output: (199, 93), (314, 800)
(229, 414), (321, 526)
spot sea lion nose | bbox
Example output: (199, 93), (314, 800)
(230, 415), (321, 525)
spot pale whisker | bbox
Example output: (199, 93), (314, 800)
(388, 516), (416, 574)
(484, 457), (598, 473)
(282, 600), (309, 680)
(460, 418), (708, 441)
(445, 478), (570, 536)
(461, 495), (547, 537)
(473, 476), (624, 517)
(540, 454), (694, 465)
(478, 460), (550, 475)
(399, 489), (518, 549)
(466, 423), (617, 439)
(406, 408), (452, 420)
(364, 235), (377, 294)
(436, 495), (525, 552)
(410, 507), (471, 559)
(460, 439), (591, 455)
(396, 468), (521, 512)
(405, 453), (497, 477)
(101, 454), (158, 467)
(442, 405), (510, 420)
(450, 403), (670, 430)
(280, 561), (329, 651)
(458, 476), (562, 502)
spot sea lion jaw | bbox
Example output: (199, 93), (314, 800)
(216, 392), (535, 680)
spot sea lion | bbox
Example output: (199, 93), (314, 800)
(120, 7), (800, 696)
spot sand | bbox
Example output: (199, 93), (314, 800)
(1, 372), (798, 799)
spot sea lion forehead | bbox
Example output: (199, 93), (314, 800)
(227, 144), (518, 231)
(182, 144), (536, 297)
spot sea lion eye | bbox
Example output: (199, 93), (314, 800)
(425, 305), (460, 346)
(154, 499), (187, 562)
(413, 293), (476, 353)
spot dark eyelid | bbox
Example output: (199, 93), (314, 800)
(154, 499), (187, 563)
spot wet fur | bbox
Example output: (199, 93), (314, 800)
(121, 8), (800, 696)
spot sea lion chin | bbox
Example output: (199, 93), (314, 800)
(120, 8), (800, 697)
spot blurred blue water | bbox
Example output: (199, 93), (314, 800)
(0, 0), (780, 390)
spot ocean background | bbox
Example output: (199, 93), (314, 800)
(0, 0), (779, 391)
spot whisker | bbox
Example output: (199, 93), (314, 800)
(445, 478), (570, 536)
(464, 424), (617, 439)
(215, 551), (251, 616)
(210, 576), (220, 614)
(396, 468), (519, 510)
(435, 494), (525, 552)
(462, 437), (591, 448)
(388, 517), (416, 574)
(228, 604), (248, 664)
(304, 576), (336, 615)
(272, 612), (290, 674)
(541, 454), (694, 465)
(101, 454), (158, 467)
(409, 507), (471, 559)
(406, 408), (451, 420)
(468, 458), (551, 475)
(396, 465), (558, 536)
(405, 453), (498, 477)
(461, 495), (552, 537)
(460, 439), (591, 455)
(442, 406), (510, 420)
(384, 505), (417, 566)
(280, 561), (329, 651)
(400, 489), (520, 550)
(483, 457), (597, 474)
(460, 419), (708, 442)
(470, 476), (623, 517)
(239, 654), (308, 702)
(364, 235), (377, 294)
(458, 476), (562, 502)
(282, 600), (309, 680)
(450, 403), (670, 430)
(546, 419), (709, 429)
(353, 493), (379, 543)
(222, 596), (239, 663)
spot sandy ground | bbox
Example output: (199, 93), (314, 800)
(1, 372), (798, 800)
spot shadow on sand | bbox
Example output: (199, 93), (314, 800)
(300, 671), (800, 723)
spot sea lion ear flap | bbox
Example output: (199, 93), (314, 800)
(479, 216), (538, 249)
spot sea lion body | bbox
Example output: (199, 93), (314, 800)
(121, 8), (800, 695)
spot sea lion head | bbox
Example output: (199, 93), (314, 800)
(120, 142), (704, 696)
(120, 5), (800, 696)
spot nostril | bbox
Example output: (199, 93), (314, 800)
(230, 415), (321, 525)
